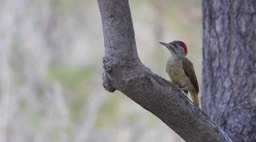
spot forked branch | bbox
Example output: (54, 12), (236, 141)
(98, 0), (232, 141)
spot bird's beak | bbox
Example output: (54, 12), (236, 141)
(159, 42), (168, 47)
(159, 42), (176, 53)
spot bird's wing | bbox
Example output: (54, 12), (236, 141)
(182, 58), (199, 93)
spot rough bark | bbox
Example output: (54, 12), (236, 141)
(98, 0), (232, 142)
(202, 0), (256, 142)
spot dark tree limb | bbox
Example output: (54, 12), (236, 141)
(202, 0), (256, 141)
(97, 0), (232, 142)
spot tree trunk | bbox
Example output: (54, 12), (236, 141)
(98, 0), (231, 141)
(202, 0), (256, 141)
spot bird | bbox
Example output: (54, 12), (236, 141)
(160, 40), (199, 107)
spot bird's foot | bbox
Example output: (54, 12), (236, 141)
(179, 87), (188, 96)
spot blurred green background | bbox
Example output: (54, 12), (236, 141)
(0, 0), (202, 142)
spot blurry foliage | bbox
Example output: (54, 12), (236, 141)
(48, 67), (94, 122)
(51, 0), (94, 16)
(96, 95), (122, 128)
(48, 67), (94, 89)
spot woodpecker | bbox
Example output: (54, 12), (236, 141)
(160, 40), (199, 107)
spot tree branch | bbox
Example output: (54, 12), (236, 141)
(97, 0), (232, 142)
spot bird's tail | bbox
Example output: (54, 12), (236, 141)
(190, 92), (199, 107)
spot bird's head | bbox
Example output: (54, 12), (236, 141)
(159, 40), (188, 57)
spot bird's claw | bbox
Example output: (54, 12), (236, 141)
(179, 87), (188, 96)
